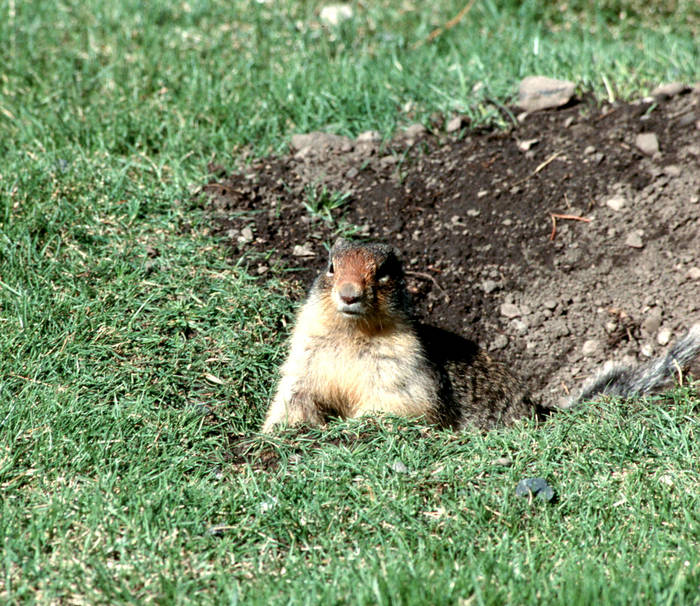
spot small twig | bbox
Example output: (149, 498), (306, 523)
(405, 270), (445, 293)
(512, 151), (562, 188)
(549, 213), (592, 241)
(414, 0), (477, 48)
(594, 105), (619, 123)
(533, 152), (562, 175)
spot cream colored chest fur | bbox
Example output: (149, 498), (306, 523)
(274, 302), (437, 419)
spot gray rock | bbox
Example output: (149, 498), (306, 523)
(642, 309), (662, 335)
(517, 76), (576, 112)
(481, 279), (499, 294)
(290, 132), (353, 153)
(402, 123), (427, 140)
(238, 226), (254, 244)
(292, 243), (315, 257)
(625, 231), (644, 249)
(490, 334), (508, 351)
(500, 303), (521, 318)
(657, 328), (671, 346)
(319, 4), (354, 26)
(390, 460), (409, 474)
(550, 320), (570, 338)
(582, 339), (601, 357)
(518, 138), (539, 152)
(650, 82), (688, 99)
(606, 196), (626, 211)
(663, 165), (681, 178)
(512, 320), (528, 334)
(356, 130), (382, 143)
(515, 477), (555, 502)
(688, 267), (700, 280)
(446, 116), (466, 133)
(493, 457), (513, 467)
(635, 133), (659, 156)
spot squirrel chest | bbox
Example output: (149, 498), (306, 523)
(282, 310), (438, 419)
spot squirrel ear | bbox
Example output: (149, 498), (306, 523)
(330, 237), (350, 255)
(332, 237), (349, 248)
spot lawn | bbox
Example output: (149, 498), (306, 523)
(1, 1), (699, 603)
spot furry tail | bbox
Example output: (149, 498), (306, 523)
(569, 324), (700, 407)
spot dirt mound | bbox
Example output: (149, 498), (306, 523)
(203, 91), (700, 405)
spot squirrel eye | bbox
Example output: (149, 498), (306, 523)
(327, 262), (334, 275)
(376, 263), (391, 283)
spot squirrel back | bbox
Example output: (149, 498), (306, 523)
(262, 238), (700, 432)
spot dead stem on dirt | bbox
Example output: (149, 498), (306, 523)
(549, 213), (593, 241)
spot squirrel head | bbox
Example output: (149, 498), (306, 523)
(314, 238), (410, 330)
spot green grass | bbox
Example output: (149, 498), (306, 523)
(1, 0), (699, 603)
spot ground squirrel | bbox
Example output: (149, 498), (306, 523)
(262, 238), (700, 432)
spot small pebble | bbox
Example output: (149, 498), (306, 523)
(292, 243), (315, 257)
(493, 457), (513, 467)
(650, 82), (687, 98)
(582, 339), (601, 356)
(515, 478), (555, 502)
(658, 474), (674, 487)
(319, 4), (354, 26)
(635, 133), (659, 156)
(490, 334), (509, 350)
(663, 165), (681, 178)
(482, 280), (499, 294)
(606, 196), (626, 211)
(642, 311), (662, 335)
(390, 460), (409, 474)
(625, 232), (644, 248)
(446, 116), (465, 133)
(238, 226), (254, 243)
(259, 497), (278, 513)
(512, 319), (528, 334)
(657, 328), (671, 346)
(500, 303), (521, 318)
(356, 130), (381, 143)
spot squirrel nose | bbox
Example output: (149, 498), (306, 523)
(338, 282), (362, 304)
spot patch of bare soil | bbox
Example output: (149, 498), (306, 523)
(202, 91), (700, 406)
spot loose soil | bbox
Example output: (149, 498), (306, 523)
(202, 91), (700, 407)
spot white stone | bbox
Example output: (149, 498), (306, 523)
(625, 231), (644, 248)
(319, 4), (354, 26)
(606, 196), (626, 211)
(500, 303), (521, 318)
(446, 117), (465, 133)
(582, 339), (601, 356)
(356, 130), (381, 143)
(657, 329), (671, 346)
(517, 76), (576, 112)
(650, 82), (687, 98)
(292, 243), (315, 257)
(635, 133), (659, 156)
